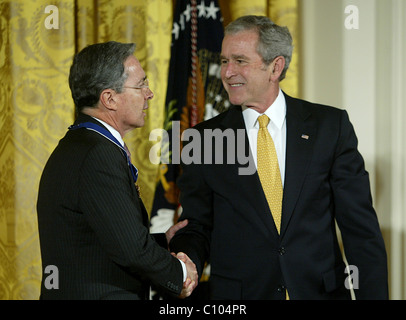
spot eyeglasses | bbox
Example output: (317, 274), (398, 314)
(123, 78), (149, 90)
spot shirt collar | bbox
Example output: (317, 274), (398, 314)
(242, 89), (286, 129)
(91, 117), (125, 147)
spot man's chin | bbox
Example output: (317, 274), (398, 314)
(228, 97), (243, 106)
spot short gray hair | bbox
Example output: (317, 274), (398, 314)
(69, 41), (136, 112)
(225, 15), (293, 81)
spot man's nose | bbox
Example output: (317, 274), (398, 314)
(145, 88), (154, 100)
(222, 62), (236, 79)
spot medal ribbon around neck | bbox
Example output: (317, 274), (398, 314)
(69, 122), (138, 183)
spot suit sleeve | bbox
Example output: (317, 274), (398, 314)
(78, 143), (183, 297)
(169, 139), (212, 277)
(151, 233), (168, 249)
(331, 110), (388, 299)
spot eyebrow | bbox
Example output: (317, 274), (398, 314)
(220, 54), (250, 61)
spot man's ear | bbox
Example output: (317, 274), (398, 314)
(269, 56), (285, 82)
(99, 89), (118, 111)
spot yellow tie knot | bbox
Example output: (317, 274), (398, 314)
(258, 114), (270, 128)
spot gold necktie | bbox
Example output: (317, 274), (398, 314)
(257, 114), (283, 234)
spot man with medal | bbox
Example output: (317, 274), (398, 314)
(37, 41), (198, 300)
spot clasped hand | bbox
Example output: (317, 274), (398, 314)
(165, 219), (198, 298)
(174, 252), (198, 298)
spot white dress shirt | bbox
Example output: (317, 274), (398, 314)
(92, 117), (125, 147)
(241, 89), (287, 186)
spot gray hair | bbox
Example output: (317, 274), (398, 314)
(69, 41), (136, 112)
(225, 15), (293, 81)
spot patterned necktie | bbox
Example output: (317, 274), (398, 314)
(257, 114), (283, 234)
(123, 143), (132, 159)
(124, 143), (141, 198)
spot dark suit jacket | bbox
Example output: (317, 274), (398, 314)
(170, 93), (388, 300)
(37, 113), (183, 300)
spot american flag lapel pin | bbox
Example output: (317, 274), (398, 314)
(301, 134), (309, 140)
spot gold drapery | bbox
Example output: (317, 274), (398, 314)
(0, 0), (299, 299)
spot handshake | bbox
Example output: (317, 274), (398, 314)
(173, 252), (198, 299)
(166, 219), (198, 299)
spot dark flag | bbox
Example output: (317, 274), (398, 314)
(150, 0), (227, 298)
(150, 0), (227, 233)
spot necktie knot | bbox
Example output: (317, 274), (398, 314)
(258, 114), (270, 128)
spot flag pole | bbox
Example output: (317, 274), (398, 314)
(190, 0), (199, 127)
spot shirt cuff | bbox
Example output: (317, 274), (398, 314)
(178, 259), (187, 282)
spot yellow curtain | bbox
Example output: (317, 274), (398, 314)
(0, 0), (75, 300)
(268, 0), (300, 98)
(0, 0), (299, 299)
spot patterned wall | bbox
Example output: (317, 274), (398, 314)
(0, 0), (75, 299)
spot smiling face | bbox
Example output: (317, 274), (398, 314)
(220, 30), (279, 113)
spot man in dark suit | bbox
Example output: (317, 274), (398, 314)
(170, 15), (388, 299)
(37, 41), (197, 299)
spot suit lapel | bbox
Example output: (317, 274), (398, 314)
(73, 113), (150, 227)
(219, 95), (317, 238)
(280, 94), (316, 238)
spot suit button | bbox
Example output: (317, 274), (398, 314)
(278, 247), (286, 255)
(277, 285), (286, 292)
